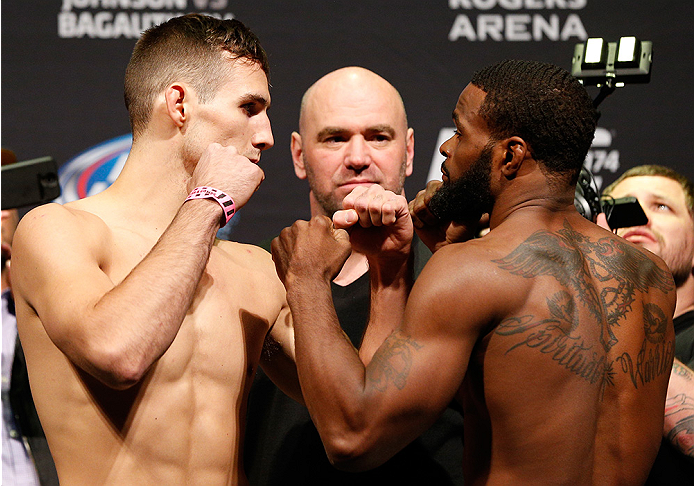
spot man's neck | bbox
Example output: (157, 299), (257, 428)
(488, 168), (577, 231)
(104, 139), (191, 234)
(675, 274), (694, 318)
(333, 251), (369, 287)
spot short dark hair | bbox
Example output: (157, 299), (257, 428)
(471, 59), (598, 182)
(603, 164), (694, 219)
(124, 13), (269, 138)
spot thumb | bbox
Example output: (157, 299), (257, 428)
(331, 227), (350, 243)
(332, 209), (358, 229)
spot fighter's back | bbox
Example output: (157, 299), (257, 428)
(455, 212), (675, 485)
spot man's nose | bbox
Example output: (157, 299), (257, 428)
(344, 136), (370, 171)
(252, 113), (274, 151)
(440, 133), (455, 159)
(640, 206), (653, 227)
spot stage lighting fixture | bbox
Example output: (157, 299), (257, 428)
(572, 36), (652, 88)
(583, 37), (607, 68)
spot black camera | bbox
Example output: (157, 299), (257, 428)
(574, 167), (648, 229)
(1, 156), (61, 209)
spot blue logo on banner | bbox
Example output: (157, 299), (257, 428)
(55, 133), (240, 238)
(58, 134), (132, 203)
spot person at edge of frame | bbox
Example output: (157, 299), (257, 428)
(2, 148), (60, 485)
(10, 14), (301, 485)
(598, 164), (694, 484)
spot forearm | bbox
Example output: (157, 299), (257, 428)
(663, 359), (694, 460)
(71, 200), (221, 388)
(359, 251), (413, 365)
(274, 205), (423, 469)
(287, 277), (373, 456)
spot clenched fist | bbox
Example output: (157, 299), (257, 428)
(188, 143), (265, 211)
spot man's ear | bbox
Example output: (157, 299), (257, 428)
(290, 131), (307, 179)
(499, 136), (529, 179)
(404, 127), (415, 177)
(164, 83), (187, 127)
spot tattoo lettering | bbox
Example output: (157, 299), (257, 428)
(493, 220), (674, 393)
(367, 332), (422, 392)
(497, 292), (614, 392)
(615, 304), (673, 388)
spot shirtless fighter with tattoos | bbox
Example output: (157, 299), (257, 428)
(271, 60), (677, 485)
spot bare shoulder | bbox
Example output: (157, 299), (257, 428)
(599, 226), (674, 289)
(419, 235), (521, 291)
(407, 237), (513, 333)
(12, 202), (114, 311)
(487, 217), (672, 289)
(409, 216), (675, 335)
(17, 200), (107, 233)
(418, 238), (500, 289)
(15, 202), (111, 261)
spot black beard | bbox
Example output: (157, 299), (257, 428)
(428, 145), (494, 223)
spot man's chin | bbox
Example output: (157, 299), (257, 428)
(629, 240), (661, 257)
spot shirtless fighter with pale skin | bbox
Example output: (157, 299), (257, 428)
(272, 60), (677, 484)
(11, 14), (297, 485)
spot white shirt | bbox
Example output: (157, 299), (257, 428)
(2, 289), (40, 486)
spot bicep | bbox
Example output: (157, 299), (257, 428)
(260, 303), (303, 404)
(13, 205), (114, 348)
(362, 256), (488, 445)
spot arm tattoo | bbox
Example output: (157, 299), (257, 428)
(664, 393), (694, 458)
(672, 361), (694, 381)
(615, 303), (674, 388)
(493, 220), (675, 394)
(366, 332), (422, 392)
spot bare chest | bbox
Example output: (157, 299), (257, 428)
(99, 231), (277, 382)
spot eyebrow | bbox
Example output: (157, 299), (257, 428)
(649, 193), (680, 206)
(316, 124), (396, 140)
(316, 127), (345, 139)
(240, 93), (270, 108)
(625, 190), (680, 209)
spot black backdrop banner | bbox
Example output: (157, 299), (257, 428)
(3, 1), (693, 243)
